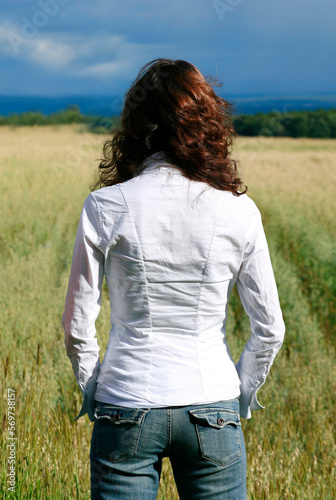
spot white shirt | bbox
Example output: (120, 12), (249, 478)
(62, 152), (285, 420)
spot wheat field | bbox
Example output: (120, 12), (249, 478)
(1, 125), (335, 499)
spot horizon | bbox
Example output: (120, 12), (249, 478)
(2, 90), (336, 99)
(1, 92), (336, 117)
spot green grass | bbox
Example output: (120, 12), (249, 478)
(1, 127), (335, 499)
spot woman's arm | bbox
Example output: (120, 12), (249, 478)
(62, 193), (104, 420)
(235, 204), (285, 419)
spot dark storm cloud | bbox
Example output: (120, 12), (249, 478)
(0, 0), (335, 96)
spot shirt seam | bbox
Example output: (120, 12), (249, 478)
(239, 200), (261, 268)
(116, 185), (154, 398)
(194, 191), (222, 398)
(90, 192), (103, 250)
(194, 192), (222, 333)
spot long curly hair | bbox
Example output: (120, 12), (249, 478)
(94, 58), (246, 195)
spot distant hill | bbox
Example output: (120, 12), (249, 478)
(231, 94), (336, 115)
(0, 95), (123, 117)
(1, 94), (336, 117)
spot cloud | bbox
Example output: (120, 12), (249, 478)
(80, 60), (134, 78)
(78, 36), (167, 79)
(28, 38), (76, 68)
(0, 22), (76, 68)
(0, 22), (167, 81)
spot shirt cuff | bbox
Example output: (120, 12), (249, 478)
(72, 358), (100, 422)
(236, 365), (265, 419)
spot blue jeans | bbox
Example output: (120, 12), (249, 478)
(90, 398), (247, 499)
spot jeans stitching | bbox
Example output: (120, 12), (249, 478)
(95, 410), (148, 463)
(167, 408), (172, 450)
(194, 420), (242, 467)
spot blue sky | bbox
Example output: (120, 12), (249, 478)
(0, 0), (335, 97)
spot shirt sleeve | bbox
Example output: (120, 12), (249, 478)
(235, 204), (285, 419)
(62, 193), (104, 415)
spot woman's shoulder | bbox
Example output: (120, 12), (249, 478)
(216, 190), (260, 215)
(86, 185), (128, 214)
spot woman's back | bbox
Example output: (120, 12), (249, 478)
(73, 152), (283, 409)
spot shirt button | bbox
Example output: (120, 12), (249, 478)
(217, 418), (225, 426)
(113, 414), (120, 422)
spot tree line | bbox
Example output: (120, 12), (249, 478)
(234, 108), (336, 138)
(0, 105), (119, 133)
(1, 105), (336, 138)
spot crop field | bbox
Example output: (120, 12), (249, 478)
(1, 125), (336, 499)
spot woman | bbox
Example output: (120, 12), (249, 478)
(63, 58), (285, 500)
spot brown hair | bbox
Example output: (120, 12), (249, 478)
(94, 58), (246, 195)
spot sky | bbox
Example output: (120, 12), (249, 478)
(0, 0), (335, 98)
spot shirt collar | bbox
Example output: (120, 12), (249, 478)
(138, 152), (181, 175)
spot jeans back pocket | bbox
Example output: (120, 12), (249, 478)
(189, 408), (242, 466)
(93, 406), (149, 463)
